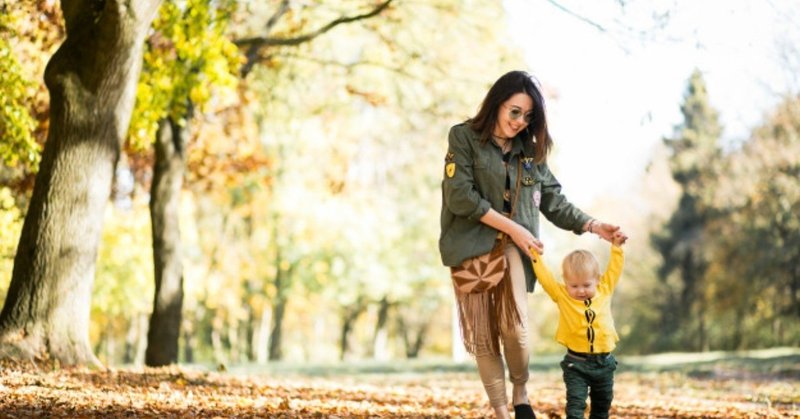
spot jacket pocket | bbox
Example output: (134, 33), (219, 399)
(473, 155), (490, 169)
(518, 180), (541, 216)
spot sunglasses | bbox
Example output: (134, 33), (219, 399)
(503, 104), (534, 124)
(585, 298), (596, 353)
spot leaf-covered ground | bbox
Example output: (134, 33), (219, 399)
(0, 349), (798, 418)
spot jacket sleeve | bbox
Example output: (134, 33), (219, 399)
(600, 245), (625, 292)
(442, 126), (491, 221)
(529, 250), (560, 302)
(538, 163), (592, 234)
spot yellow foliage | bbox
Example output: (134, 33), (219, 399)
(0, 188), (23, 299)
(90, 201), (155, 358)
(128, 0), (242, 149)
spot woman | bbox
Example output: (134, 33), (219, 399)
(439, 70), (627, 419)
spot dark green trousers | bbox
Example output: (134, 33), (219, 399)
(560, 352), (617, 419)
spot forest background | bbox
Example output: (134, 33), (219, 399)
(0, 0), (798, 371)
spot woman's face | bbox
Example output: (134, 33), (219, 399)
(493, 92), (533, 140)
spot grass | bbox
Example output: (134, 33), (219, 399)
(225, 346), (800, 378)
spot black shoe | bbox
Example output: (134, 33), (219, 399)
(513, 403), (536, 419)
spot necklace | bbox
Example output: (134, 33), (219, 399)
(493, 135), (512, 153)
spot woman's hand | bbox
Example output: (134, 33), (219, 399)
(509, 223), (544, 255)
(588, 220), (628, 245)
(480, 208), (544, 254)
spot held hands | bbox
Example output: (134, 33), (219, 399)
(479, 209), (544, 254)
(510, 223), (544, 255)
(588, 220), (628, 245)
(611, 231), (626, 247)
(517, 220), (627, 260)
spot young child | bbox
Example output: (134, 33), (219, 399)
(529, 233), (625, 419)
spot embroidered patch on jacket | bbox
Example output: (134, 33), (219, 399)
(446, 162), (456, 178)
(522, 176), (534, 186)
(533, 190), (541, 208)
(522, 157), (534, 170)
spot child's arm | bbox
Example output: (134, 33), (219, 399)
(600, 235), (625, 290)
(529, 249), (561, 301)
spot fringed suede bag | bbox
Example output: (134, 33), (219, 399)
(451, 159), (523, 356)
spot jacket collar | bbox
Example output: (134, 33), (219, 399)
(511, 134), (535, 159)
(489, 134), (525, 156)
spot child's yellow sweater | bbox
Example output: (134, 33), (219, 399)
(531, 246), (624, 353)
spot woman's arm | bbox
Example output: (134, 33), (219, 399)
(442, 126), (491, 221)
(480, 209), (544, 254)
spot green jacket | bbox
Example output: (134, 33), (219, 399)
(439, 123), (591, 292)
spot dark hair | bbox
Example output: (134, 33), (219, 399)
(469, 70), (553, 163)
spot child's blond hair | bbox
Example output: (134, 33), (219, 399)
(561, 249), (600, 281)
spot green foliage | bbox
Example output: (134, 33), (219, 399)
(0, 13), (40, 170)
(646, 73), (800, 353)
(650, 69), (722, 351)
(665, 69), (722, 191)
(701, 95), (800, 349)
(128, 0), (242, 149)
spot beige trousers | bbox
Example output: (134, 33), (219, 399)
(474, 244), (530, 408)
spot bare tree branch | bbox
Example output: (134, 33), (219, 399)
(270, 51), (418, 80)
(545, 0), (688, 54)
(241, 0), (290, 78)
(545, 0), (607, 33)
(236, 0), (395, 77)
(265, 0), (290, 34)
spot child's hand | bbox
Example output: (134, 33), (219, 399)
(611, 231), (627, 247)
(589, 221), (628, 245)
(528, 246), (543, 262)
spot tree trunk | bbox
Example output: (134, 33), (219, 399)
(733, 307), (744, 350)
(339, 312), (354, 361)
(227, 321), (241, 364)
(698, 304), (708, 352)
(244, 304), (255, 362)
(407, 323), (429, 359)
(372, 297), (391, 360)
(339, 299), (365, 361)
(211, 314), (226, 364)
(398, 314), (430, 359)
(0, 0), (162, 366)
(267, 299), (287, 361)
(123, 313), (147, 365)
(123, 322), (137, 364)
(182, 326), (194, 364)
(792, 262), (800, 318)
(268, 277), (287, 361)
(268, 259), (295, 361)
(254, 303), (271, 363)
(145, 116), (189, 367)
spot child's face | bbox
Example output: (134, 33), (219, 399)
(564, 274), (599, 301)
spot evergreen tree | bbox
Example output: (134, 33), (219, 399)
(651, 69), (722, 352)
